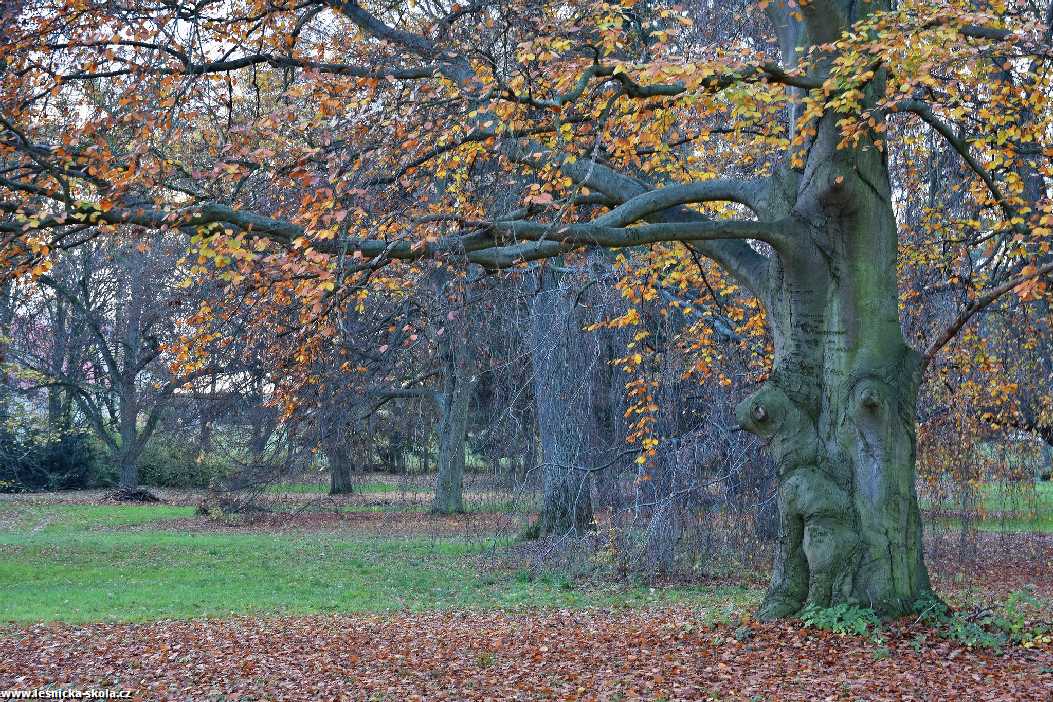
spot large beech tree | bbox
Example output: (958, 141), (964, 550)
(3, 0), (1052, 616)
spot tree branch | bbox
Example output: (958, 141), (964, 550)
(892, 99), (1018, 225)
(924, 260), (1053, 363)
(320, 0), (437, 57)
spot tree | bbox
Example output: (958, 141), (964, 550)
(288, 270), (479, 508)
(0, 279), (15, 433)
(530, 263), (595, 536)
(3, 0), (1051, 616)
(6, 240), (222, 493)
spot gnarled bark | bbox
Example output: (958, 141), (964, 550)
(736, 115), (933, 620)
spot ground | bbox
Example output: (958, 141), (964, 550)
(3, 612), (1052, 701)
(0, 478), (1051, 700)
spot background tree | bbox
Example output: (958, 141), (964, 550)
(5, 239), (225, 494)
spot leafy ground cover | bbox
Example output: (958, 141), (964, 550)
(1, 610), (1050, 701)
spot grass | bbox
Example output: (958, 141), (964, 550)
(0, 501), (758, 624)
(980, 481), (1052, 510)
(266, 481), (405, 495)
(260, 482), (537, 515)
(2, 503), (197, 532)
(925, 481), (1053, 533)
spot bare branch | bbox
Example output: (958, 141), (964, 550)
(924, 260), (1053, 363)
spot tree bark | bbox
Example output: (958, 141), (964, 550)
(115, 387), (141, 490)
(317, 393), (355, 494)
(680, 0), (936, 622)
(46, 296), (69, 433)
(0, 281), (12, 434)
(530, 265), (594, 536)
(116, 448), (139, 491)
(431, 315), (476, 514)
(1040, 437), (1052, 481)
(737, 125), (934, 619)
(326, 439), (355, 494)
(584, 258), (630, 510)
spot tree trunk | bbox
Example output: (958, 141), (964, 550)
(530, 265), (594, 536)
(739, 107), (935, 618)
(0, 281), (12, 434)
(327, 441), (355, 494)
(116, 390), (140, 490)
(1040, 437), (1052, 481)
(431, 315), (475, 514)
(584, 258), (629, 510)
(389, 431), (407, 474)
(117, 448), (139, 491)
(47, 297), (69, 433)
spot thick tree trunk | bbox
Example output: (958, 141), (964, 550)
(739, 108), (934, 617)
(318, 399), (355, 494)
(584, 259), (630, 510)
(326, 442), (355, 494)
(530, 265), (594, 536)
(117, 449), (139, 491)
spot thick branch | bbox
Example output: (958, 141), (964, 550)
(596, 179), (765, 225)
(491, 219), (785, 249)
(320, 0), (437, 57)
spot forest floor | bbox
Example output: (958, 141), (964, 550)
(0, 483), (1051, 700)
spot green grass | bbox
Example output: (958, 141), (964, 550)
(979, 481), (1052, 510)
(2, 503), (197, 532)
(0, 502), (758, 624)
(266, 481), (406, 495)
(975, 481), (1053, 532)
(925, 481), (1053, 533)
(261, 483), (536, 514)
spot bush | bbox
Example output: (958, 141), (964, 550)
(0, 430), (112, 492)
(138, 437), (228, 488)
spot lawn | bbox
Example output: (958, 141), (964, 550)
(924, 480), (1053, 533)
(262, 479), (536, 514)
(0, 501), (756, 624)
(265, 480), (405, 495)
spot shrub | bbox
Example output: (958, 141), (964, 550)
(0, 430), (112, 492)
(138, 437), (228, 488)
(914, 599), (1005, 650)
